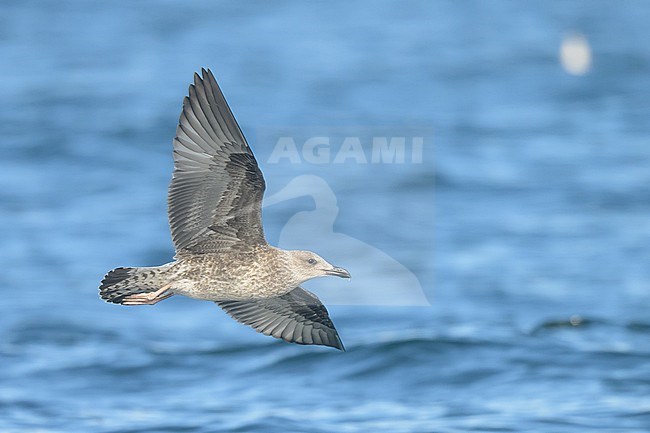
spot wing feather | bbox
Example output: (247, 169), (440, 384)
(216, 287), (345, 350)
(168, 69), (266, 253)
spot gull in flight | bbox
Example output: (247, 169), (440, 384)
(100, 69), (350, 350)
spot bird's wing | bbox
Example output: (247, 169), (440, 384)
(216, 287), (344, 350)
(168, 68), (266, 254)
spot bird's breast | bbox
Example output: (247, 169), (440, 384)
(169, 251), (295, 301)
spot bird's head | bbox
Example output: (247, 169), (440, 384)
(286, 250), (351, 285)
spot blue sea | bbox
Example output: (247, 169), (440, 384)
(2, 1), (650, 432)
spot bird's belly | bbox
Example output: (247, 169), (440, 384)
(170, 278), (289, 301)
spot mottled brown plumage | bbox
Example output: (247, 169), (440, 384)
(100, 69), (349, 350)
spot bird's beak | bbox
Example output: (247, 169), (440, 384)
(325, 266), (351, 279)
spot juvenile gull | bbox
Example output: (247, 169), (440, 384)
(99, 69), (350, 350)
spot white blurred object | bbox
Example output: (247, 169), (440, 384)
(560, 33), (592, 75)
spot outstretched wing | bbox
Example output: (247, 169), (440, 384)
(169, 68), (266, 254)
(216, 287), (345, 350)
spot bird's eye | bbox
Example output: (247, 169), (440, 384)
(307, 258), (317, 265)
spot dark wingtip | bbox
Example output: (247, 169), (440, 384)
(202, 67), (214, 80)
(282, 335), (345, 351)
(318, 330), (345, 351)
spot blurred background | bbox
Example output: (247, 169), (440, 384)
(1, 1), (650, 432)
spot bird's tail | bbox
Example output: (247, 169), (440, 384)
(99, 267), (171, 305)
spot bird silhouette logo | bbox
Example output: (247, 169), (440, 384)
(264, 174), (430, 306)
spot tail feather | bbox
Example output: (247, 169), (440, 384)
(99, 267), (162, 304)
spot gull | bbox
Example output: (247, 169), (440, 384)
(99, 69), (349, 350)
